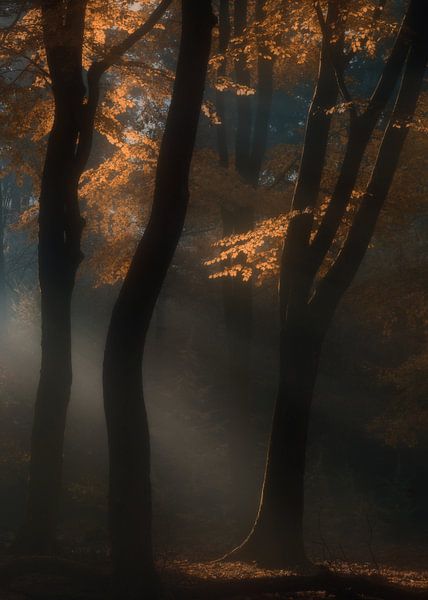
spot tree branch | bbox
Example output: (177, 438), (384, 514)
(74, 0), (173, 177)
(309, 6), (428, 326)
(308, 0), (416, 277)
(90, 0), (173, 79)
(0, 44), (51, 81)
(313, 0), (356, 117)
(366, 4), (413, 116)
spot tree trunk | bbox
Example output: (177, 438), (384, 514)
(216, 0), (230, 169)
(237, 317), (324, 567)
(17, 0), (87, 553)
(248, 0), (274, 187)
(103, 2), (214, 597)
(0, 185), (6, 333)
(22, 100), (84, 553)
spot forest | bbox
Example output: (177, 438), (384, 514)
(0, 0), (427, 599)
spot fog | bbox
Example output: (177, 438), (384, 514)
(1, 226), (427, 569)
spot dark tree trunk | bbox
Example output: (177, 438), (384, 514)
(0, 186), (6, 333)
(102, 2), (214, 597)
(19, 0), (87, 553)
(238, 318), (324, 567)
(248, 0), (274, 186)
(216, 0), (230, 168)
(234, 0), (252, 181)
(226, 0), (425, 568)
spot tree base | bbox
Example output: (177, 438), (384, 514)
(217, 525), (317, 573)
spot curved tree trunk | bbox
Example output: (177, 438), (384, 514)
(103, 2), (214, 597)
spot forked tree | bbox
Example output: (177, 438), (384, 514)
(226, 0), (428, 567)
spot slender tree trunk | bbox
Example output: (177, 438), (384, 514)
(19, 0), (87, 552)
(103, 2), (214, 597)
(216, 0), (230, 169)
(23, 129), (83, 552)
(310, 9), (428, 324)
(248, 0), (274, 186)
(0, 189), (6, 334)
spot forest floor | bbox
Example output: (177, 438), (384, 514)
(0, 556), (427, 600)
(1, 342), (428, 599)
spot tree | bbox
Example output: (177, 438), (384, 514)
(8, 0), (173, 553)
(212, 0), (428, 567)
(0, 178), (22, 332)
(102, 1), (214, 597)
(0, 181), (10, 331)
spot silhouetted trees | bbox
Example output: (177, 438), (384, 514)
(103, 1), (214, 597)
(19, 0), (172, 553)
